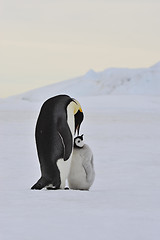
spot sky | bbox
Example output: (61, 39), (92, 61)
(0, 0), (160, 98)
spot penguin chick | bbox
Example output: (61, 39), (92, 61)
(68, 135), (95, 190)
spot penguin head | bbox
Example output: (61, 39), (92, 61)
(72, 99), (84, 135)
(74, 134), (84, 148)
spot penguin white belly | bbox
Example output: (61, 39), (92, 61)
(57, 157), (72, 189)
(57, 102), (75, 189)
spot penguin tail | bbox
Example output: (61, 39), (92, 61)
(31, 177), (50, 190)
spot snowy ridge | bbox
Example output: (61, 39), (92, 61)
(12, 62), (160, 102)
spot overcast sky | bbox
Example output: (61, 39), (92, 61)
(1, 0), (160, 98)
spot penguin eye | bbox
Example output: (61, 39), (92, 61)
(78, 140), (80, 143)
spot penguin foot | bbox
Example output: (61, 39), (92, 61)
(46, 186), (69, 190)
(46, 186), (60, 190)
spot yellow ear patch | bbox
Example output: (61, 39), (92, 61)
(74, 107), (82, 114)
(72, 99), (83, 114)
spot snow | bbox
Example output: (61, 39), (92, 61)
(8, 62), (160, 102)
(1, 64), (160, 240)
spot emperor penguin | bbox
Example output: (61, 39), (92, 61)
(68, 135), (95, 190)
(31, 95), (84, 190)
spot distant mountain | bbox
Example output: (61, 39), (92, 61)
(15, 62), (160, 102)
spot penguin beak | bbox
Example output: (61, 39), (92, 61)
(74, 110), (84, 135)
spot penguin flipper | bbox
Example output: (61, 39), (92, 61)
(31, 177), (50, 190)
(58, 122), (73, 161)
(82, 155), (95, 183)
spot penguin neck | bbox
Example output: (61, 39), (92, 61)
(67, 101), (77, 136)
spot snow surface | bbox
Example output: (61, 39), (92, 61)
(1, 64), (160, 240)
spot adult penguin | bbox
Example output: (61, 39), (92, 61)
(31, 94), (84, 190)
